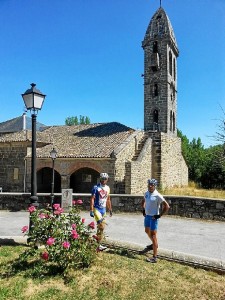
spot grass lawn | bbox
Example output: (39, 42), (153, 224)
(0, 245), (225, 300)
(161, 183), (225, 199)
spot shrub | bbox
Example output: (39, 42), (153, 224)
(17, 200), (98, 276)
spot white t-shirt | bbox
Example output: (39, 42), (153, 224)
(144, 189), (165, 216)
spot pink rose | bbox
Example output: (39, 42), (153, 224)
(41, 251), (49, 260)
(46, 237), (55, 246)
(62, 241), (70, 249)
(71, 230), (79, 239)
(53, 203), (60, 210)
(39, 213), (46, 219)
(76, 199), (83, 205)
(28, 206), (36, 213)
(21, 226), (28, 233)
(88, 221), (95, 229)
(72, 200), (76, 205)
(71, 223), (77, 229)
(81, 218), (85, 223)
(54, 207), (64, 215)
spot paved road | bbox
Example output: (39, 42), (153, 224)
(0, 211), (225, 267)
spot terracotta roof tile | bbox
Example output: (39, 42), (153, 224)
(37, 122), (134, 158)
(0, 122), (135, 158)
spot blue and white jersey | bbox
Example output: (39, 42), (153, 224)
(91, 183), (110, 210)
(144, 190), (164, 216)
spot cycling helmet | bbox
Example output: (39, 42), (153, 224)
(100, 173), (109, 180)
(147, 178), (158, 186)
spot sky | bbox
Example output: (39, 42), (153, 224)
(0, 0), (224, 147)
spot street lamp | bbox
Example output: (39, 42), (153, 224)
(22, 83), (46, 209)
(50, 147), (57, 208)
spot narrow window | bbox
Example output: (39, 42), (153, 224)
(170, 84), (173, 101)
(153, 41), (158, 53)
(154, 83), (158, 96)
(170, 111), (172, 131)
(153, 109), (159, 130)
(173, 58), (176, 80)
(173, 112), (176, 132)
(169, 51), (172, 76)
(153, 109), (158, 123)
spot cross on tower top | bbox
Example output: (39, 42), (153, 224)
(160, 0), (162, 7)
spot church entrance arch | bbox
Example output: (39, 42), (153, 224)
(70, 168), (99, 193)
(37, 167), (61, 193)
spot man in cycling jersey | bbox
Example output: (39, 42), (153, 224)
(90, 172), (112, 251)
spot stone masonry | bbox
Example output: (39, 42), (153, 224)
(0, 193), (224, 222)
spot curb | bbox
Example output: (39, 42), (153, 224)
(1, 236), (225, 273)
(104, 239), (225, 274)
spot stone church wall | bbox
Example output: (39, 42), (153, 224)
(0, 142), (27, 192)
(160, 133), (188, 188)
(125, 137), (152, 194)
(113, 131), (146, 193)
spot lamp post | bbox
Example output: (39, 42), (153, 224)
(22, 83), (46, 209)
(50, 147), (57, 208)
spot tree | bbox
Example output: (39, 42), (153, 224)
(201, 145), (225, 189)
(213, 106), (225, 144)
(205, 105), (225, 189)
(188, 138), (207, 184)
(177, 129), (190, 164)
(178, 128), (225, 189)
(65, 115), (90, 126)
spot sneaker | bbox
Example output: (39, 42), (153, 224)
(146, 256), (157, 263)
(98, 244), (107, 251)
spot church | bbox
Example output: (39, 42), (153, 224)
(0, 5), (188, 194)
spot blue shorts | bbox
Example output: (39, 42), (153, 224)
(144, 215), (158, 231)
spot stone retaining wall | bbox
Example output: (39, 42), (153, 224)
(0, 193), (224, 221)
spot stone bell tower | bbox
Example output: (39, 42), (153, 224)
(142, 6), (179, 135)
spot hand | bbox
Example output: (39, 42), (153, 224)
(90, 211), (94, 218)
(153, 214), (161, 219)
(142, 208), (146, 217)
(109, 210), (113, 217)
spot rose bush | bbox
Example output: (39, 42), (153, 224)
(18, 199), (98, 275)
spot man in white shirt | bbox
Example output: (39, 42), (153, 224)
(141, 179), (170, 263)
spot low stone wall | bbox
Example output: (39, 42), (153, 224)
(0, 193), (224, 221)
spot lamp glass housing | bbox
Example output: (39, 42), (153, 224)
(50, 148), (57, 160)
(22, 83), (46, 111)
